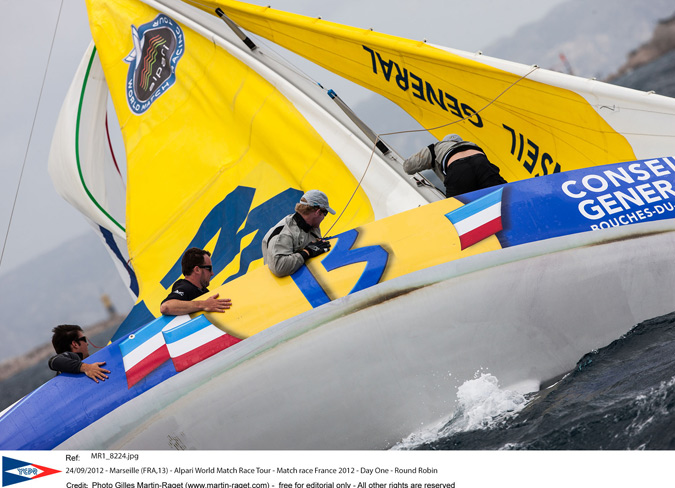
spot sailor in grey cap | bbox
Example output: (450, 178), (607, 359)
(300, 189), (336, 215)
(261, 190), (335, 277)
(403, 133), (506, 198)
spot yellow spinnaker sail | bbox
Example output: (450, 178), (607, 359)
(185, 0), (643, 183)
(85, 0), (374, 314)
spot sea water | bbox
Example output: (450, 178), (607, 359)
(3, 311), (675, 450)
(393, 311), (675, 450)
(388, 47), (675, 452)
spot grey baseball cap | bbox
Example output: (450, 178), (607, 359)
(300, 190), (336, 214)
(443, 134), (463, 143)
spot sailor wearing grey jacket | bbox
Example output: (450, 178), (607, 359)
(404, 133), (506, 198)
(262, 190), (335, 277)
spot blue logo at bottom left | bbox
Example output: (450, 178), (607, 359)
(2, 457), (60, 486)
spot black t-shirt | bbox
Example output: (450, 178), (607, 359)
(161, 279), (208, 304)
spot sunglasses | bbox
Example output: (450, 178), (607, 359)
(198, 265), (213, 272)
(316, 207), (328, 216)
(75, 336), (87, 343)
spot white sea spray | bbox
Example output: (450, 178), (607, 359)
(391, 372), (528, 449)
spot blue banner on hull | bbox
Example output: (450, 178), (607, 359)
(456, 156), (675, 248)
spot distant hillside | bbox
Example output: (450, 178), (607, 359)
(608, 13), (675, 80)
(608, 49), (675, 97)
(484, 0), (675, 79)
(0, 231), (133, 363)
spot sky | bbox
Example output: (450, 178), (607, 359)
(0, 0), (569, 277)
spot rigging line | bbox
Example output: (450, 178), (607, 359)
(249, 35), (324, 87)
(217, 16), (326, 89)
(323, 143), (378, 238)
(191, 2), (334, 92)
(326, 66), (541, 228)
(0, 0), (65, 273)
(380, 65), (541, 138)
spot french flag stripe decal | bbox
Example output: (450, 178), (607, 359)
(445, 188), (504, 250)
(163, 315), (241, 372)
(120, 314), (190, 387)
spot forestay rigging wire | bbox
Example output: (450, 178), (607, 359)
(0, 0), (66, 273)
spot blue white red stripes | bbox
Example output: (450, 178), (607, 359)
(445, 188), (504, 250)
(120, 314), (241, 386)
(163, 315), (241, 372)
(119, 315), (190, 387)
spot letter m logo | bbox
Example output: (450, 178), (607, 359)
(161, 186), (303, 288)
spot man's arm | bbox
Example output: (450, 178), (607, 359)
(48, 352), (110, 383)
(403, 145), (433, 175)
(160, 293), (232, 316)
(48, 352), (82, 374)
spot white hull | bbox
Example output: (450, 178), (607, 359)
(58, 219), (675, 449)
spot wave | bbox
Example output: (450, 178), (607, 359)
(395, 311), (675, 450)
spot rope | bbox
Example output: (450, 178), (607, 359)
(87, 336), (103, 350)
(202, 7), (539, 236)
(324, 142), (378, 237)
(0, 0), (65, 273)
(380, 65), (540, 139)
(325, 65), (540, 235)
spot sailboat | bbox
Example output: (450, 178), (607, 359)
(2, 0), (675, 449)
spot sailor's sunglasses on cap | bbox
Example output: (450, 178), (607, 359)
(198, 265), (213, 272)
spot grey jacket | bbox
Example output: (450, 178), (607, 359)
(403, 140), (482, 182)
(262, 213), (322, 277)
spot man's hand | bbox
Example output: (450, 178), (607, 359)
(303, 239), (331, 260)
(160, 294), (233, 315)
(80, 362), (110, 383)
(201, 293), (232, 313)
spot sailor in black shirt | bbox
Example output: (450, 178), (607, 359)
(163, 278), (208, 302)
(159, 247), (232, 316)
